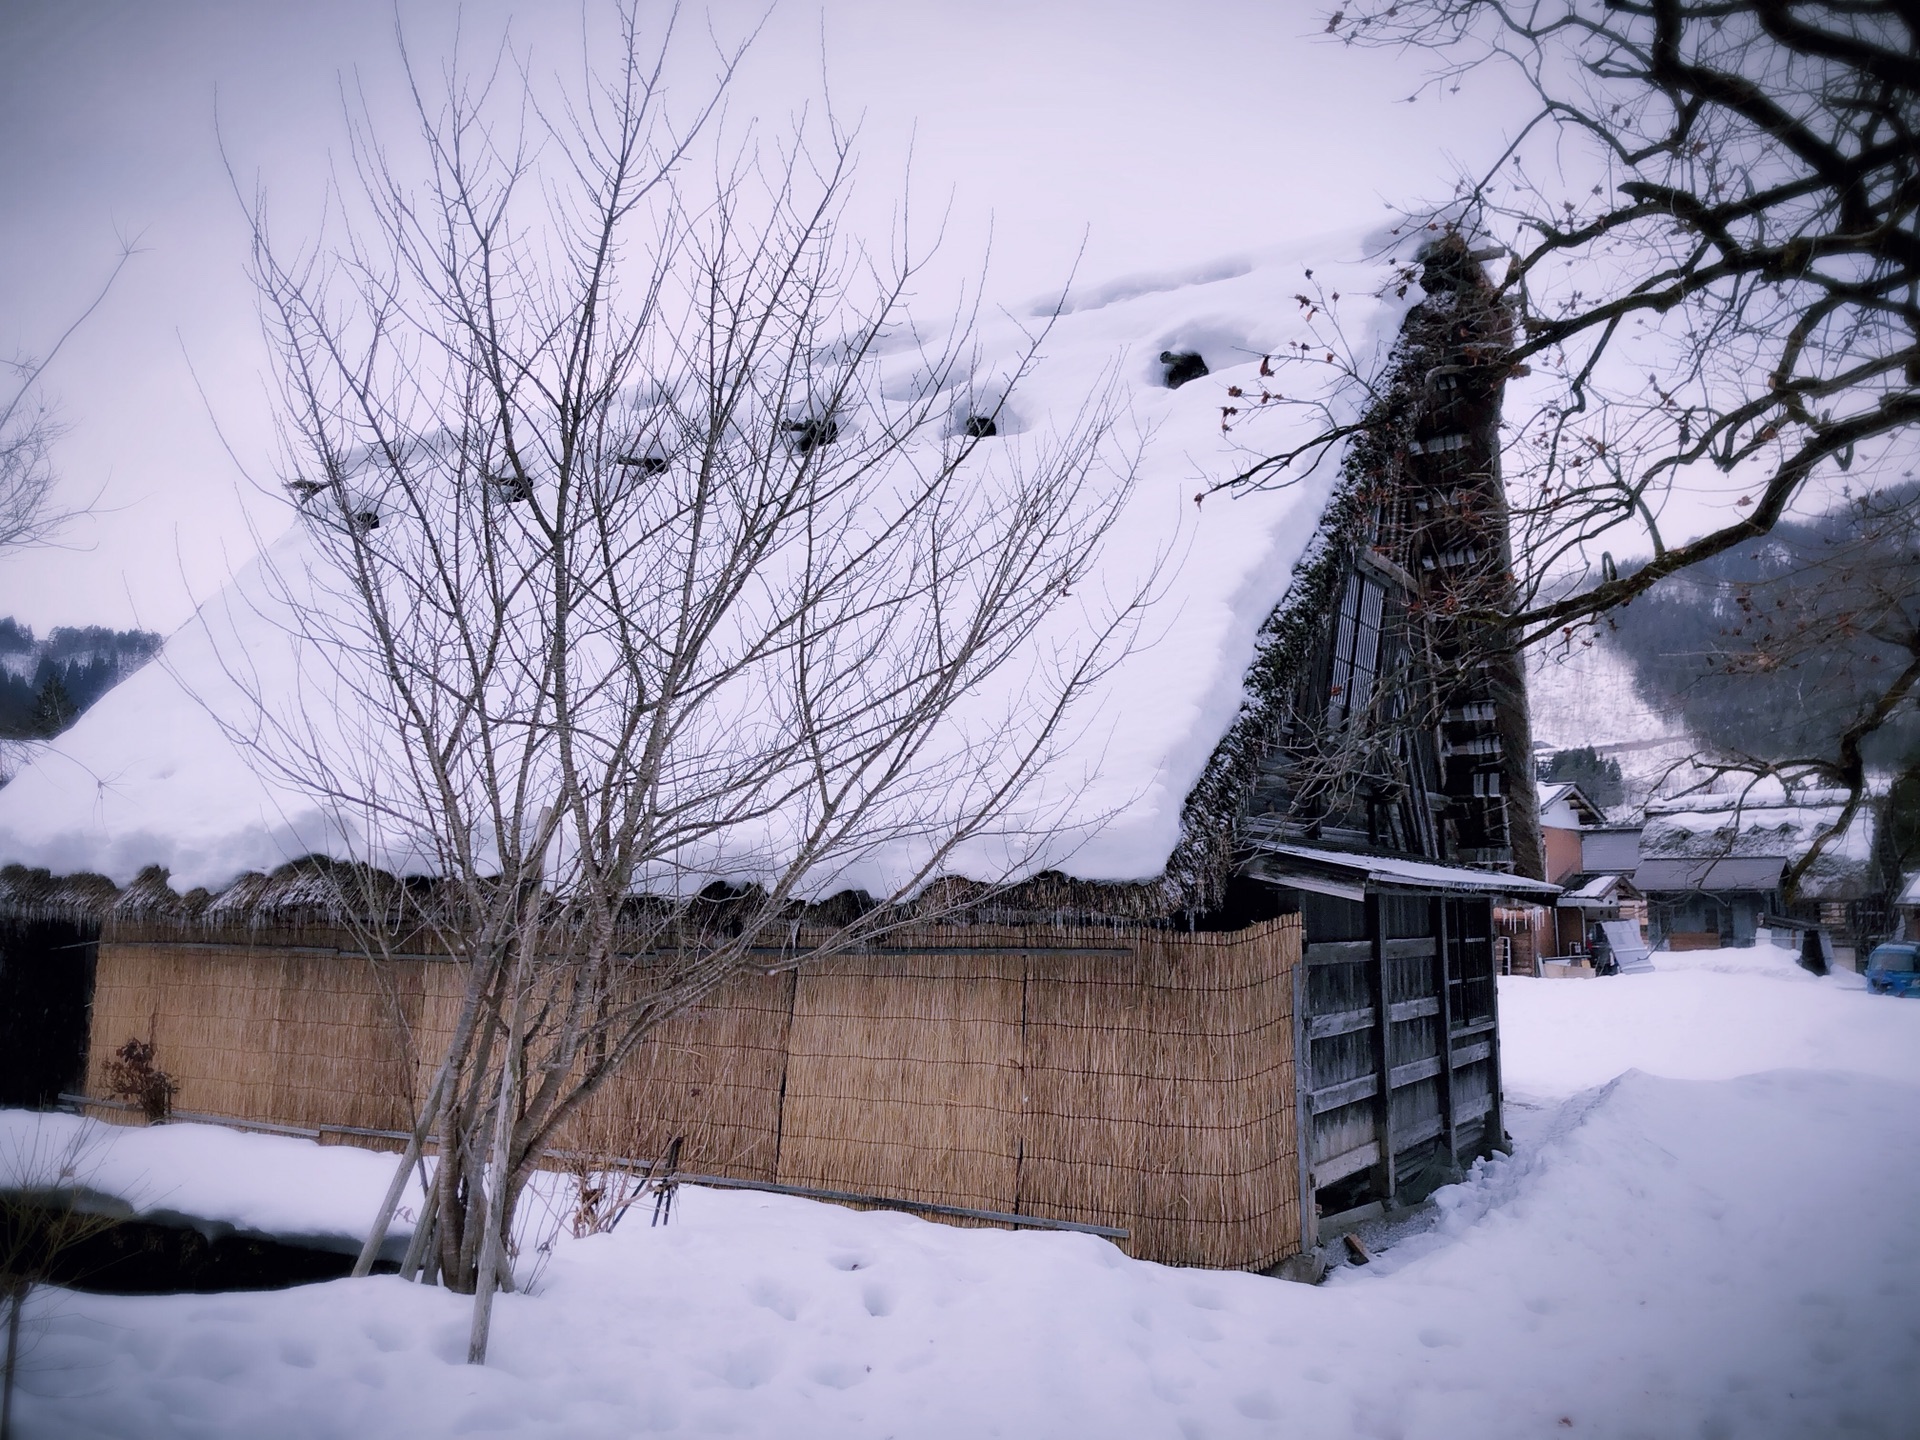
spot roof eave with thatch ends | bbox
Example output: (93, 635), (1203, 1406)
(0, 864), (122, 928)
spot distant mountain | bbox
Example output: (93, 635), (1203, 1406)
(0, 618), (163, 738)
(1601, 482), (1920, 775)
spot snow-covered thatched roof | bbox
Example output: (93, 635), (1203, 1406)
(0, 235), (1428, 900)
(1637, 791), (1875, 902)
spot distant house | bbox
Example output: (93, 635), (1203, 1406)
(1493, 781), (1638, 975)
(1580, 823), (1645, 878)
(1553, 870), (1646, 960)
(0, 235), (1556, 1272)
(1537, 782), (1608, 885)
(1897, 873), (1920, 942)
(1633, 793), (1878, 961)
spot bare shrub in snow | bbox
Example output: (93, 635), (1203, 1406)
(1, 1126), (120, 1440)
(228, 4), (1145, 1362)
(103, 1037), (176, 1124)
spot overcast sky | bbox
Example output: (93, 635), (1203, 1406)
(0, 0), (1526, 633)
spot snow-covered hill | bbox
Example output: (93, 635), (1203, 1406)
(1526, 635), (1715, 810)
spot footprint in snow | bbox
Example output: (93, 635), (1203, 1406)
(747, 1279), (801, 1321)
(862, 1282), (894, 1317)
(1234, 1391), (1278, 1420)
(810, 1361), (870, 1390)
(718, 1345), (777, 1390)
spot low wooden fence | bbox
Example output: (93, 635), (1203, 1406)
(84, 916), (1303, 1270)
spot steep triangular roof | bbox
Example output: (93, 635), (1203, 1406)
(0, 235), (1428, 899)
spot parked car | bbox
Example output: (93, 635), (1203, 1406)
(1864, 942), (1920, 996)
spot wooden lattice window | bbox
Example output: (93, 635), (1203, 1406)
(1327, 569), (1387, 728)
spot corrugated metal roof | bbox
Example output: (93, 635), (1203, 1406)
(1247, 843), (1562, 899)
(1633, 856), (1784, 894)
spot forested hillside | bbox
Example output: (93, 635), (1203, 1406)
(1605, 483), (1920, 774)
(0, 618), (163, 737)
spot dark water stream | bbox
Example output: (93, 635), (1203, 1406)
(2, 1191), (397, 1293)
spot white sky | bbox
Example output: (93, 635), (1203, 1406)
(0, 0), (1530, 633)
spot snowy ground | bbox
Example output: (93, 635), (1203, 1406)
(7, 947), (1919, 1439)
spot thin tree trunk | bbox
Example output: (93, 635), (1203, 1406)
(467, 1036), (520, 1364)
(352, 1057), (454, 1278)
(397, 1177), (439, 1282)
(1, 1284), (22, 1440)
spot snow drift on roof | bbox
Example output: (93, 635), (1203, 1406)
(0, 234), (1424, 892)
(1637, 793), (1874, 901)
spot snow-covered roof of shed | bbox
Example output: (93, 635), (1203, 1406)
(1248, 842), (1562, 900)
(1897, 872), (1920, 908)
(1558, 872), (1634, 907)
(0, 233), (1426, 893)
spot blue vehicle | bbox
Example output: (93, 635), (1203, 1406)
(1864, 942), (1920, 997)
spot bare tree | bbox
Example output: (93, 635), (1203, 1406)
(1228, 1), (1919, 882)
(228, 8), (1144, 1362)
(1606, 480), (1919, 896)
(1, 1126), (121, 1440)
(1, 250), (135, 552)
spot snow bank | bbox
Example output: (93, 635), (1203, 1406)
(8, 954), (1920, 1439)
(0, 235), (1422, 893)
(1499, 947), (1918, 1100)
(0, 1110), (425, 1254)
(13, 1066), (1919, 1439)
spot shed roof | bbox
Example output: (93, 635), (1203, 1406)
(1636, 792), (1874, 901)
(1898, 872), (1920, 908)
(1247, 843), (1561, 902)
(1556, 871), (1640, 907)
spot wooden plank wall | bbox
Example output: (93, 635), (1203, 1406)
(1299, 895), (1502, 1225)
(81, 917), (1302, 1271)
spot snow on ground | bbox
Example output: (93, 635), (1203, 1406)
(0, 1110), (421, 1257)
(8, 950), (1920, 1439)
(1499, 941), (1911, 1103)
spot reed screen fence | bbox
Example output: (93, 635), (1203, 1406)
(85, 916), (1302, 1269)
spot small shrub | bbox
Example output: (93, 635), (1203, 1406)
(104, 1037), (176, 1123)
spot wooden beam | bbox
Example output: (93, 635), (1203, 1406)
(1293, 946), (1316, 1262)
(1307, 1006), (1375, 1040)
(1384, 938), (1439, 960)
(1451, 1039), (1493, 1068)
(1314, 1139), (1381, 1189)
(1313, 1073), (1379, 1111)
(1389, 1054), (1445, 1090)
(1435, 897), (1458, 1164)
(1481, 897), (1508, 1151)
(1370, 891), (1396, 1203)
(1305, 939), (1372, 965)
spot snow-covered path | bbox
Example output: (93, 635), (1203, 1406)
(9, 949), (1920, 1439)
